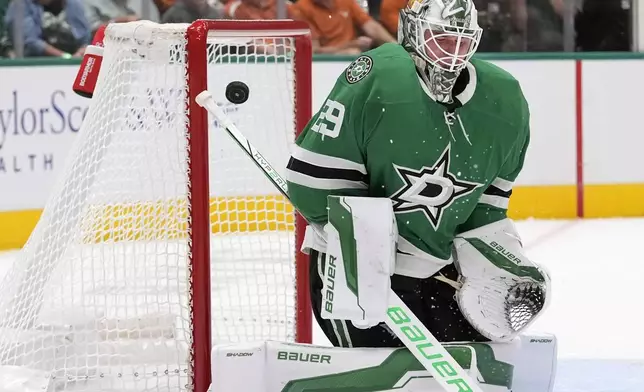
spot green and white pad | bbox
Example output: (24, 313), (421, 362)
(210, 333), (558, 392)
(321, 196), (398, 329)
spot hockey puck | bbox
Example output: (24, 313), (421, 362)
(225, 81), (250, 104)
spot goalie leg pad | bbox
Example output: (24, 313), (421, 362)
(210, 334), (557, 392)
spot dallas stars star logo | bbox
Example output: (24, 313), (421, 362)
(345, 55), (372, 84)
(390, 145), (482, 229)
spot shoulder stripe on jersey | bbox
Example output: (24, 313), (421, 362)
(287, 157), (368, 182)
(286, 169), (368, 190)
(483, 184), (512, 199)
(291, 145), (367, 174)
(491, 177), (513, 192)
(479, 194), (510, 209)
(480, 177), (513, 209)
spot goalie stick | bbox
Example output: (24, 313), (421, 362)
(195, 90), (484, 392)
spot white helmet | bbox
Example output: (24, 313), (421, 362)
(399, 0), (482, 73)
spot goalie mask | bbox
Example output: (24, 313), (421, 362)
(399, 0), (482, 103)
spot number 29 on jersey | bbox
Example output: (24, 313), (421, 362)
(311, 99), (345, 140)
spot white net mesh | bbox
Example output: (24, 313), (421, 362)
(0, 21), (305, 391)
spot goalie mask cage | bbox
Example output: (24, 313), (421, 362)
(0, 20), (312, 392)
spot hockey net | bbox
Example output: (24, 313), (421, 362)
(0, 20), (312, 391)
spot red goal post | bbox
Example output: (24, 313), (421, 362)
(0, 19), (313, 392)
(185, 20), (314, 390)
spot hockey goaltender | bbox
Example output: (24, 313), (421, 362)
(211, 0), (556, 390)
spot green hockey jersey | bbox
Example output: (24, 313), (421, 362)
(286, 43), (530, 268)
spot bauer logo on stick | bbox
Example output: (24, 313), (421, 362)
(345, 56), (373, 84)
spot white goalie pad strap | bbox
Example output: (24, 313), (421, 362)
(301, 223), (328, 255)
(302, 224), (450, 279)
(321, 196), (397, 329)
(453, 219), (552, 342)
(210, 334), (557, 392)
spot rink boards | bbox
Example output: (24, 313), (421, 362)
(2, 56), (644, 249)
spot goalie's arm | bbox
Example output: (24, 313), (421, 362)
(457, 98), (530, 233)
(286, 79), (371, 225)
(449, 97), (550, 343)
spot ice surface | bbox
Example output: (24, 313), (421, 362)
(510, 218), (644, 391)
(0, 218), (642, 391)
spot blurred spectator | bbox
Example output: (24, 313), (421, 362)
(0, 0), (7, 24)
(0, 0), (12, 57)
(576, 0), (631, 51)
(84, 0), (138, 36)
(378, 0), (404, 36)
(479, 0), (562, 52)
(153, 0), (176, 16)
(291, 0), (395, 54)
(363, 0), (378, 19)
(471, 0), (524, 52)
(378, 0), (565, 52)
(525, 0), (563, 51)
(5, 0), (90, 57)
(224, 0), (296, 19)
(223, 0), (299, 56)
(162, 0), (222, 23)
